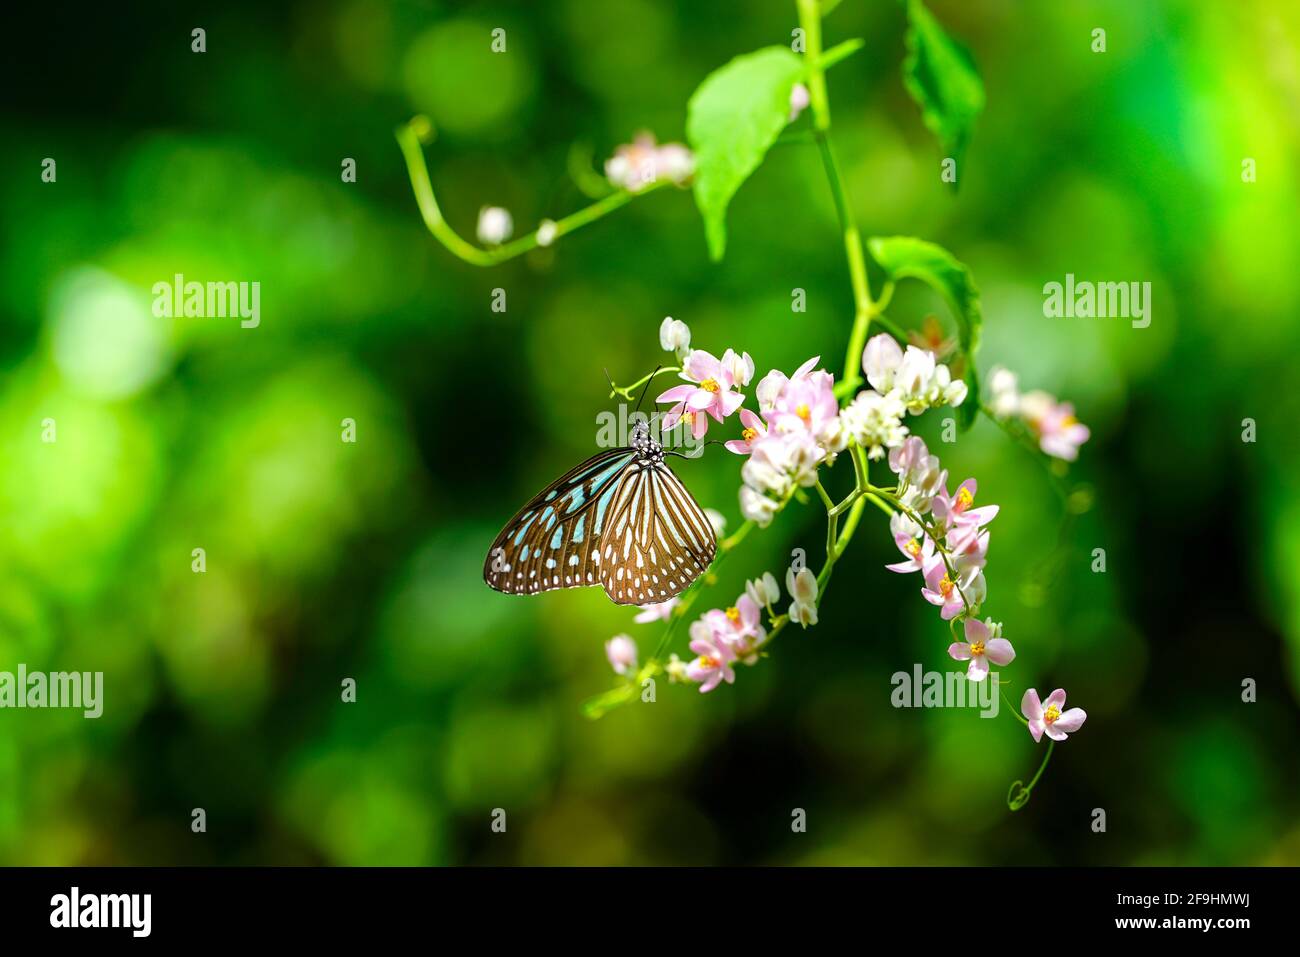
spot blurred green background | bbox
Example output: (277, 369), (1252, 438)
(2, 0), (1299, 865)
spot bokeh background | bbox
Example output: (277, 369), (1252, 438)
(2, 0), (1299, 865)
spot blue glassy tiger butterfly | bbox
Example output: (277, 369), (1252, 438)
(483, 377), (717, 605)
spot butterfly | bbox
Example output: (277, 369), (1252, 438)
(483, 417), (717, 605)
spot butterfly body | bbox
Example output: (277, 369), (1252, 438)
(484, 421), (716, 605)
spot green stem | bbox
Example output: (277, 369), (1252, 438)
(396, 119), (664, 267)
(796, 0), (876, 391)
(1007, 740), (1054, 811)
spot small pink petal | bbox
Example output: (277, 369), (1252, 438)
(984, 638), (1015, 666)
(1021, 688), (1044, 723)
(948, 642), (972, 662)
(967, 656), (990, 681)
(1052, 707), (1087, 733)
(963, 618), (989, 643)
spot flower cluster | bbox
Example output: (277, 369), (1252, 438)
(611, 318), (1088, 755)
(605, 132), (695, 193)
(988, 366), (1090, 461)
(738, 357), (847, 525)
(841, 334), (968, 461)
(681, 585), (770, 692)
(657, 348), (752, 441)
(883, 436), (998, 621)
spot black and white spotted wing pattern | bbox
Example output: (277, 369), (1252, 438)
(483, 423), (716, 605)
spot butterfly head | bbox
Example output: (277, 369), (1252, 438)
(630, 417), (664, 463)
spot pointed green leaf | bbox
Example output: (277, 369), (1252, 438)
(901, 0), (985, 183)
(687, 46), (806, 261)
(868, 236), (982, 430)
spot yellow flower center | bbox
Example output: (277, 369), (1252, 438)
(1061, 415), (1078, 428)
(725, 606), (741, 624)
(1044, 704), (1061, 724)
(955, 487), (974, 510)
(682, 411), (695, 425)
(796, 403), (811, 422)
(742, 427), (758, 442)
(939, 575), (954, 599)
(905, 539), (922, 558)
(700, 378), (720, 393)
(969, 640), (985, 656)
(699, 655), (718, 669)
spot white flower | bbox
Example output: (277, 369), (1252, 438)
(841, 389), (908, 459)
(789, 83), (811, 122)
(862, 334), (967, 416)
(654, 143), (695, 185)
(722, 350), (755, 388)
(863, 334), (904, 393)
(745, 572), (780, 608)
(705, 508), (727, 537)
(785, 567), (819, 628)
(605, 635), (638, 676)
(476, 206), (513, 246)
(606, 133), (694, 192)
(665, 653), (690, 683)
(658, 316), (692, 362)
(740, 485), (779, 527)
(890, 510), (924, 541)
(536, 219), (557, 247)
(634, 598), (678, 623)
(893, 346), (939, 414)
(988, 366), (1020, 419)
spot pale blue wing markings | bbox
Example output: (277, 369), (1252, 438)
(512, 512), (538, 545)
(593, 483), (619, 536)
(545, 490), (557, 501)
(540, 506), (557, 529)
(549, 526), (564, 549)
(520, 544), (530, 560)
(572, 514), (585, 544)
(566, 486), (586, 513)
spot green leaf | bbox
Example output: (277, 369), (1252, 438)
(868, 236), (982, 430)
(687, 46), (806, 261)
(901, 0), (985, 184)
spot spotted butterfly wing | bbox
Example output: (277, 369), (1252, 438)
(595, 458), (716, 604)
(483, 436), (716, 604)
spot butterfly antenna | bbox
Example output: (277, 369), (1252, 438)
(634, 365), (661, 415)
(602, 367), (618, 400)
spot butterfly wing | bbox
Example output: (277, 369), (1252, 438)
(484, 448), (636, 596)
(597, 459), (717, 605)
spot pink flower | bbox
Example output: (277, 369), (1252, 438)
(725, 408), (767, 455)
(1036, 401), (1091, 461)
(657, 348), (747, 438)
(931, 478), (999, 531)
(885, 519), (934, 574)
(947, 618), (1015, 682)
(1021, 688), (1088, 742)
(703, 594), (766, 660)
(948, 523), (990, 573)
(634, 598), (679, 623)
(606, 133), (695, 192)
(605, 635), (638, 676)
(921, 557), (983, 620)
(755, 356), (820, 414)
(686, 620), (737, 693)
